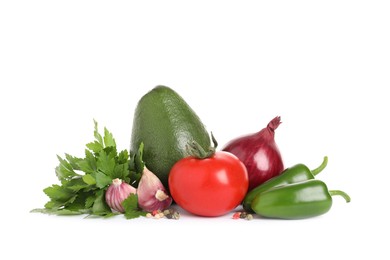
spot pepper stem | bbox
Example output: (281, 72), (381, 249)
(311, 156), (328, 176)
(329, 190), (351, 203)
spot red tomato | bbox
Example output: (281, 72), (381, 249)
(168, 151), (249, 217)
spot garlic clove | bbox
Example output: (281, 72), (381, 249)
(137, 166), (172, 212)
(105, 178), (137, 213)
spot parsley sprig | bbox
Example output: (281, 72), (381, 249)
(32, 120), (146, 219)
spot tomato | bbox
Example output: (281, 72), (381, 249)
(168, 151), (249, 217)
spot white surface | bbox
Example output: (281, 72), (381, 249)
(1, 1), (389, 259)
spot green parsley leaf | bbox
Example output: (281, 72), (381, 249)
(134, 142), (145, 173)
(44, 200), (66, 210)
(31, 208), (85, 215)
(65, 153), (83, 171)
(128, 142), (144, 186)
(82, 174), (96, 185)
(65, 178), (89, 192)
(122, 194), (146, 219)
(65, 191), (93, 212)
(77, 149), (97, 173)
(96, 148), (116, 177)
(43, 184), (75, 203)
(112, 163), (129, 181)
(93, 119), (104, 146)
(55, 155), (80, 181)
(118, 150), (129, 164)
(92, 190), (111, 216)
(86, 141), (103, 153)
(85, 196), (95, 209)
(43, 185), (77, 209)
(104, 127), (116, 147)
(95, 171), (112, 189)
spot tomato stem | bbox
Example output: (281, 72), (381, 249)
(186, 132), (218, 159)
(211, 132), (218, 149)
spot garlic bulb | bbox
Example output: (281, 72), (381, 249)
(137, 167), (172, 212)
(105, 178), (137, 213)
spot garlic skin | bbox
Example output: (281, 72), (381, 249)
(137, 167), (172, 212)
(105, 178), (137, 213)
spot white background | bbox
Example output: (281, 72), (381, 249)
(1, 1), (389, 259)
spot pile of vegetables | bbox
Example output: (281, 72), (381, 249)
(33, 86), (350, 220)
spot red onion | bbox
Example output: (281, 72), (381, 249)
(222, 116), (284, 191)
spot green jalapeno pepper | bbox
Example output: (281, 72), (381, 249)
(251, 179), (351, 219)
(243, 156), (328, 212)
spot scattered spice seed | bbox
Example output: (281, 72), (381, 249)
(232, 212), (241, 219)
(240, 212), (248, 219)
(232, 211), (253, 220)
(146, 208), (180, 220)
(164, 208), (180, 220)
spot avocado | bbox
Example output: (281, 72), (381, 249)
(130, 85), (211, 191)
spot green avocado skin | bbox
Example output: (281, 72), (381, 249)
(130, 85), (211, 191)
